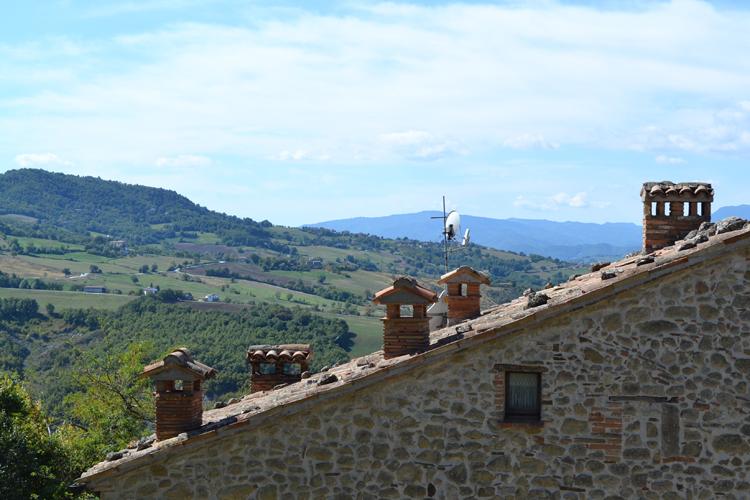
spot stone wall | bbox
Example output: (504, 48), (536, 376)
(92, 246), (750, 499)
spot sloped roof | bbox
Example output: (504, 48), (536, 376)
(78, 220), (750, 486)
(372, 277), (438, 305)
(437, 266), (491, 285)
(141, 348), (217, 381)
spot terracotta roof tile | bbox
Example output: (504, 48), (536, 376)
(141, 348), (216, 380)
(372, 277), (438, 305)
(246, 344), (313, 363)
(437, 266), (491, 285)
(641, 181), (714, 200)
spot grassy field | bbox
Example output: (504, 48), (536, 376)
(334, 314), (383, 357)
(269, 268), (393, 298)
(0, 238), (450, 358)
(13, 237), (84, 251)
(294, 245), (398, 268)
(0, 230), (583, 359)
(0, 214), (38, 224)
(0, 288), (135, 311)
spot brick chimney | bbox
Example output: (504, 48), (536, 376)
(141, 348), (216, 441)
(372, 277), (438, 359)
(641, 181), (713, 253)
(246, 344), (312, 393)
(437, 266), (491, 325)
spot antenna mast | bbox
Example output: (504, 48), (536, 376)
(430, 196), (450, 273)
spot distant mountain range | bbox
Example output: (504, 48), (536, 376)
(714, 205), (750, 221)
(309, 206), (750, 262)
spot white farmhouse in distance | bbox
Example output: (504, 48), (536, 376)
(204, 293), (220, 302)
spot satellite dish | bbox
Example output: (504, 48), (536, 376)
(445, 211), (461, 241)
(462, 228), (470, 246)
(430, 196), (472, 273)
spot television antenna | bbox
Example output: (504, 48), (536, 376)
(430, 196), (470, 273)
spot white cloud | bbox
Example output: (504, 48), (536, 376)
(83, 0), (199, 18)
(514, 191), (589, 211)
(512, 195), (546, 210)
(275, 150), (309, 161)
(380, 130), (464, 160)
(629, 101), (750, 154)
(3, 1), (750, 168)
(271, 150), (331, 161)
(655, 154), (685, 164)
(154, 155), (212, 167)
(552, 192), (588, 208)
(14, 153), (72, 167)
(503, 134), (559, 150)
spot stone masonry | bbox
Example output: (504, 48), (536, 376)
(84, 238), (750, 499)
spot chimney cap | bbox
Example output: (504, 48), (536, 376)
(372, 277), (437, 305)
(141, 348), (217, 381)
(246, 344), (312, 363)
(437, 266), (491, 285)
(641, 181), (713, 201)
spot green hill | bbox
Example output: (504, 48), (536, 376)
(0, 168), (271, 246)
(0, 168), (582, 300)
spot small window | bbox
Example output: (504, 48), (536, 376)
(282, 362), (301, 376)
(259, 362), (277, 375)
(505, 372), (541, 421)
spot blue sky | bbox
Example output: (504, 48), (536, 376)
(1, 0), (749, 226)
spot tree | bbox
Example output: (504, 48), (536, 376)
(154, 289), (184, 303)
(0, 374), (77, 499)
(46, 303), (56, 317)
(0, 298), (39, 321)
(8, 238), (22, 255)
(139, 265), (149, 274)
(64, 343), (155, 469)
(150, 264), (158, 273)
(88, 265), (101, 274)
(63, 268), (71, 277)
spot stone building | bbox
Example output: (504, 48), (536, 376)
(78, 183), (750, 499)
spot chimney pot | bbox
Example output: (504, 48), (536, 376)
(141, 348), (216, 441)
(641, 181), (713, 253)
(246, 344), (312, 393)
(372, 277), (438, 358)
(437, 266), (491, 325)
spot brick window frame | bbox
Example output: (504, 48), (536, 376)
(494, 363), (546, 426)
